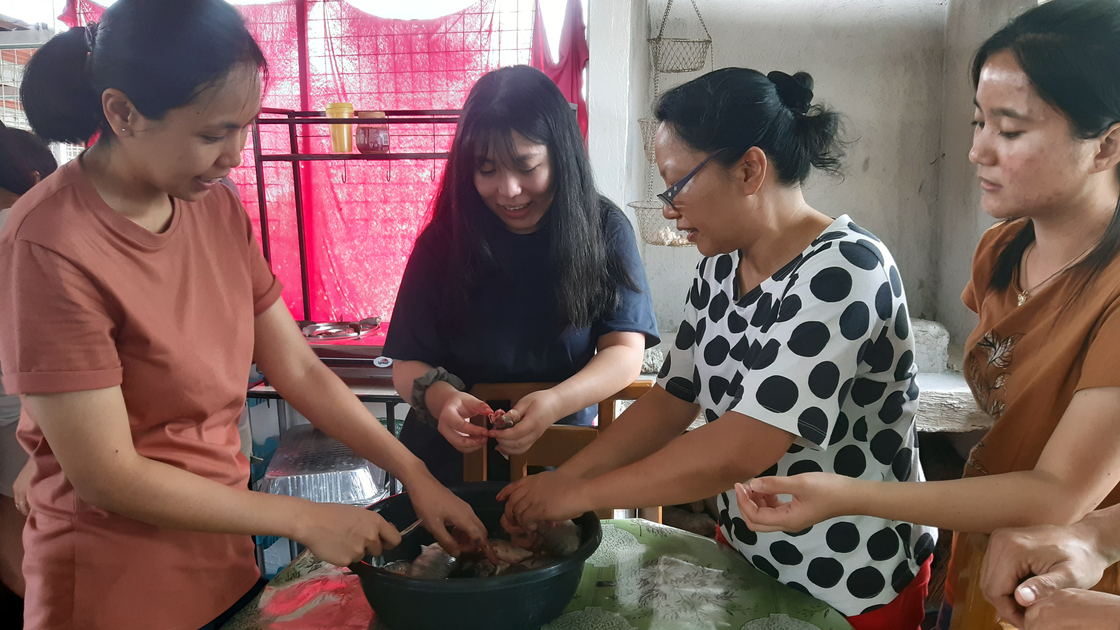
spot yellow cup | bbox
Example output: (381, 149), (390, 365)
(324, 102), (354, 153)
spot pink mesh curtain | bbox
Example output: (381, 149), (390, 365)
(60, 0), (587, 326)
(239, 0), (534, 323)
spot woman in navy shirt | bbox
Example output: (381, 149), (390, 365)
(385, 66), (659, 485)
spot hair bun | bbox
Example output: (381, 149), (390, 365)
(767, 70), (814, 115)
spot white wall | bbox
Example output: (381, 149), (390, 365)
(587, 0), (650, 231)
(934, 0), (1034, 342)
(637, 0), (949, 337)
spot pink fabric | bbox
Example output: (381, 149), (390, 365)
(531, 0), (589, 139)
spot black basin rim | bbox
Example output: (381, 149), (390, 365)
(349, 482), (602, 594)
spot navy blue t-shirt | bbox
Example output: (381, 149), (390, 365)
(385, 200), (660, 429)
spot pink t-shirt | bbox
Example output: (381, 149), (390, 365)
(0, 158), (282, 630)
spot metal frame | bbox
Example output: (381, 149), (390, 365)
(250, 107), (460, 322)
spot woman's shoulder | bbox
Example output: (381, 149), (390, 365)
(979, 218), (1028, 243)
(597, 196), (631, 234)
(793, 216), (900, 284)
(413, 218), (453, 252)
(2, 160), (96, 253)
(972, 219), (1028, 271)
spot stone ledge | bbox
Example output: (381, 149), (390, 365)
(915, 371), (991, 433)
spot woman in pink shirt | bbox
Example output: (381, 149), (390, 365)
(3, 1), (485, 628)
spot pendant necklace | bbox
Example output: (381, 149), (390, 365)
(1017, 239), (1098, 306)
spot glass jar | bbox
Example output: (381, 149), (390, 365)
(356, 111), (390, 154)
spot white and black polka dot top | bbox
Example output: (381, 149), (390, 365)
(657, 215), (936, 616)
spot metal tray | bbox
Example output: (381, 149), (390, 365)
(258, 424), (390, 507)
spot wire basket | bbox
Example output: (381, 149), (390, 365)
(639, 118), (659, 164)
(649, 37), (711, 74)
(649, 0), (713, 74)
(628, 200), (694, 247)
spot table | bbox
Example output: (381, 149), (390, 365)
(220, 519), (854, 630)
(247, 377), (405, 438)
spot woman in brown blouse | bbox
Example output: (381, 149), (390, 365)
(732, 1), (1120, 629)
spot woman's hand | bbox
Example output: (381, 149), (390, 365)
(1020, 589), (1120, 630)
(497, 470), (591, 524)
(435, 391), (492, 453)
(295, 502), (403, 566)
(734, 473), (849, 532)
(12, 459), (33, 516)
(982, 519), (1114, 627)
(492, 389), (564, 456)
(408, 476), (488, 556)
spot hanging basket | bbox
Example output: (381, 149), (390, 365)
(628, 200), (694, 247)
(649, 0), (713, 74)
(649, 37), (711, 74)
(639, 118), (659, 164)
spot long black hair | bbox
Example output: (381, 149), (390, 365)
(655, 67), (844, 185)
(20, 0), (267, 145)
(975, 0), (1120, 293)
(427, 65), (636, 329)
(0, 122), (57, 195)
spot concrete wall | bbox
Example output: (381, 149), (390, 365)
(635, 0), (949, 337)
(589, 0), (1044, 344)
(934, 0), (1034, 342)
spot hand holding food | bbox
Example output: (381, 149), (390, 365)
(435, 391), (493, 453)
(409, 476), (488, 557)
(491, 389), (563, 456)
(297, 502), (403, 566)
(497, 470), (592, 524)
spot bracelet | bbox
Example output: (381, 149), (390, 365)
(411, 367), (465, 427)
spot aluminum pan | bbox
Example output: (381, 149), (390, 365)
(259, 424), (390, 507)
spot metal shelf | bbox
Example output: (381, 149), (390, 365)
(251, 107), (461, 321)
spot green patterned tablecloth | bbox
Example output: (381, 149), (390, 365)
(221, 519), (853, 630)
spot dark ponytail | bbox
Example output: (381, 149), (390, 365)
(21, 0), (267, 145)
(19, 27), (99, 145)
(975, 0), (1120, 293)
(655, 67), (845, 185)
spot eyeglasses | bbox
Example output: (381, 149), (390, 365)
(657, 149), (729, 209)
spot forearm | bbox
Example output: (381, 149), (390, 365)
(89, 453), (313, 540)
(582, 417), (790, 510)
(559, 386), (698, 478)
(845, 470), (1098, 533)
(547, 343), (643, 419)
(272, 360), (430, 488)
(390, 359), (461, 423)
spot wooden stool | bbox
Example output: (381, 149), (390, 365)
(462, 378), (661, 522)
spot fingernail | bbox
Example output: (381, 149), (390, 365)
(735, 483), (747, 495)
(1017, 585), (1035, 605)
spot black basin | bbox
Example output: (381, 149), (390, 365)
(348, 481), (602, 630)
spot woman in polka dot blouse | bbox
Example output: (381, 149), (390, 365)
(738, 2), (1120, 630)
(500, 67), (935, 629)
